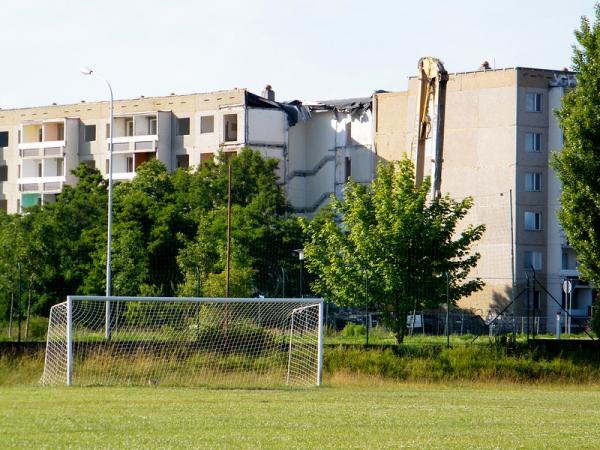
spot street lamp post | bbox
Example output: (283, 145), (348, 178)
(80, 68), (114, 339)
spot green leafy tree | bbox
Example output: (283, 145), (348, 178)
(553, 6), (600, 336)
(176, 148), (303, 297)
(304, 158), (485, 343)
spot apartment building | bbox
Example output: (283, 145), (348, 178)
(374, 67), (592, 330)
(286, 97), (374, 213)
(0, 87), (375, 217)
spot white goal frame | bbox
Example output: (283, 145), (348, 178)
(42, 295), (324, 388)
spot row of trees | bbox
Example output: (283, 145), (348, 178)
(1, 148), (487, 343)
(0, 149), (305, 320)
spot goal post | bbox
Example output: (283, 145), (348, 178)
(41, 296), (323, 388)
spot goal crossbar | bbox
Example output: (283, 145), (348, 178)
(42, 296), (324, 388)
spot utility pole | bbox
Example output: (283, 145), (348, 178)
(365, 269), (369, 345)
(525, 274), (530, 342)
(17, 262), (22, 343)
(446, 272), (450, 349)
(225, 163), (232, 298)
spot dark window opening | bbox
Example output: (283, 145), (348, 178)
(177, 117), (190, 136)
(0, 131), (8, 147)
(345, 157), (352, 182)
(224, 114), (238, 142)
(176, 154), (189, 169)
(201, 116), (214, 134)
(84, 125), (96, 142)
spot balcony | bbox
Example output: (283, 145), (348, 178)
(19, 145), (65, 158)
(109, 150), (155, 181)
(111, 135), (158, 153)
(19, 121), (66, 156)
(18, 156), (65, 193)
(18, 176), (65, 193)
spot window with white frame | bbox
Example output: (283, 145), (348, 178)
(149, 118), (157, 135)
(524, 211), (542, 231)
(126, 156), (134, 173)
(524, 250), (542, 270)
(525, 172), (542, 192)
(525, 92), (542, 112)
(126, 119), (134, 137)
(525, 132), (542, 152)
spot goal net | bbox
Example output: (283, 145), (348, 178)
(40, 296), (323, 388)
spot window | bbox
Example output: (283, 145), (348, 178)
(38, 128), (43, 142)
(525, 172), (542, 192)
(83, 160), (95, 169)
(84, 125), (96, 142)
(224, 114), (238, 142)
(149, 118), (157, 135)
(106, 124), (110, 138)
(224, 151), (236, 162)
(345, 157), (352, 182)
(37, 162), (42, 178)
(345, 122), (352, 145)
(525, 132), (542, 152)
(0, 199), (6, 213)
(524, 211), (542, 231)
(0, 131), (8, 147)
(57, 123), (64, 141)
(57, 158), (64, 177)
(200, 153), (213, 164)
(126, 119), (134, 137)
(18, 164), (21, 178)
(177, 117), (190, 136)
(200, 116), (214, 134)
(562, 248), (578, 270)
(524, 250), (543, 270)
(105, 159), (110, 174)
(126, 156), (134, 173)
(525, 92), (542, 112)
(0, 166), (7, 182)
(176, 154), (189, 169)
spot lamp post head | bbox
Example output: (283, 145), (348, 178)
(79, 67), (93, 76)
(294, 249), (305, 261)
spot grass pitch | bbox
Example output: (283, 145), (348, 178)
(2, 380), (600, 448)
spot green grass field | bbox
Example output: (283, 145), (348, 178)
(2, 381), (600, 448)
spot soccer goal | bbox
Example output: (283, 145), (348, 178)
(41, 296), (323, 388)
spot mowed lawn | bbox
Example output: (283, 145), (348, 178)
(2, 381), (600, 449)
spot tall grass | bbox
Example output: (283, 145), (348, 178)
(3, 344), (600, 387)
(324, 345), (600, 384)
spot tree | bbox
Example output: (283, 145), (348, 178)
(176, 148), (304, 297)
(553, 6), (600, 336)
(303, 158), (485, 343)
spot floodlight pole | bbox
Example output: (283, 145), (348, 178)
(80, 68), (114, 339)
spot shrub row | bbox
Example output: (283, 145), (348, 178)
(324, 344), (600, 383)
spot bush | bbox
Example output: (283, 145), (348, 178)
(341, 323), (366, 337)
(590, 296), (600, 338)
(324, 345), (600, 383)
(26, 316), (48, 340)
(194, 320), (277, 354)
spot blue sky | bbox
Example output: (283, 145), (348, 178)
(0, 0), (595, 108)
